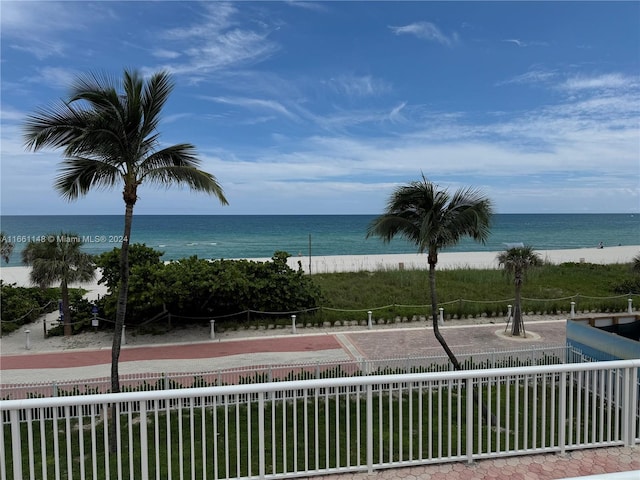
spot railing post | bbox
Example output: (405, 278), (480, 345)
(621, 366), (638, 446)
(367, 310), (372, 330)
(25, 329), (31, 350)
(121, 325), (126, 345)
(10, 410), (23, 480)
(558, 371), (567, 454)
(258, 392), (266, 479)
(366, 383), (373, 474)
(210, 319), (215, 340)
(140, 400), (149, 479)
(291, 315), (297, 334)
(439, 307), (444, 327)
(466, 377), (474, 463)
(570, 302), (576, 318)
(628, 298), (633, 314)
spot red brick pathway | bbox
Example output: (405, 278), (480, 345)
(0, 334), (342, 370)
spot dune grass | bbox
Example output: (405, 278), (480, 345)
(308, 262), (637, 323)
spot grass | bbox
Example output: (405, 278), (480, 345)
(3, 380), (618, 479)
(303, 262), (638, 324)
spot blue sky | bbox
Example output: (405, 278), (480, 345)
(1, 1), (639, 215)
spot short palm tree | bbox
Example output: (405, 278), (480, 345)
(22, 232), (95, 337)
(1, 231), (14, 264)
(632, 253), (640, 274)
(497, 246), (542, 336)
(367, 175), (493, 370)
(23, 69), (228, 395)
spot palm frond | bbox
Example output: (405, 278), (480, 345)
(55, 158), (121, 200)
(143, 166), (228, 203)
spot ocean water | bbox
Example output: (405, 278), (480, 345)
(0, 214), (638, 267)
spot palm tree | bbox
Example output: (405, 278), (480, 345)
(22, 232), (95, 337)
(1, 232), (14, 264)
(367, 175), (493, 370)
(23, 69), (228, 395)
(497, 246), (542, 336)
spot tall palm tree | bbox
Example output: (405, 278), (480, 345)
(1, 232), (14, 264)
(23, 69), (228, 395)
(367, 175), (493, 369)
(22, 232), (95, 337)
(497, 246), (542, 336)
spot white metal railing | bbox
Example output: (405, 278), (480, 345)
(1, 344), (572, 400)
(1, 360), (638, 480)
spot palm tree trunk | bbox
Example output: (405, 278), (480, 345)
(61, 279), (71, 337)
(430, 262), (498, 426)
(512, 275), (522, 336)
(428, 263), (462, 370)
(110, 202), (134, 453)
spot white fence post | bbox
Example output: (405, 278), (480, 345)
(366, 384), (373, 474)
(466, 378), (474, 463)
(210, 319), (215, 340)
(258, 393), (266, 478)
(25, 329), (31, 350)
(140, 400), (149, 479)
(367, 311), (372, 330)
(628, 298), (633, 314)
(570, 301), (576, 318)
(558, 371), (567, 454)
(621, 366), (638, 446)
(121, 325), (126, 345)
(10, 410), (23, 480)
(438, 308), (444, 326)
(291, 315), (297, 334)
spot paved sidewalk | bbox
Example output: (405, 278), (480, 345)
(1, 320), (566, 384)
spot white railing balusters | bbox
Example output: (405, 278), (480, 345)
(1, 361), (638, 480)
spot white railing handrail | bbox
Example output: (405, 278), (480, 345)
(3, 358), (637, 410)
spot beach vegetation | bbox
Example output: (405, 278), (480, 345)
(497, 246), (542, 336)
(20, 232), (95, 336)
(0, 282), (58, 334)
(23, 69), (228, 404)
(312, 261), (636, 323)
(366, 175), (493, 370)
(94, 247), (323, 328)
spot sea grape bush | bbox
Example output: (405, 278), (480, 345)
(0, 283), (57, 333)
(95, 245), (323, 324)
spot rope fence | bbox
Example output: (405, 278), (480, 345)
(2, 293), (638, 339)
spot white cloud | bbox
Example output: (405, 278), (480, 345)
(389, 21), (458, 47)
(559, 73), (635, 92)
(497, 68), (556, 86)
(0, 1), (104, 59)
(202, 96), (299, 121)
(157, 3), (280, 77)
(325, 74), (391, 97)
(502, 39), (549, 48)
(152, 49), (182, 59)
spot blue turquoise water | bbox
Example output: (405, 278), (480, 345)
(1, 214), (638, 267)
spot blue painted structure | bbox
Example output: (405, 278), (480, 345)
(567, 315), (640, 361)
